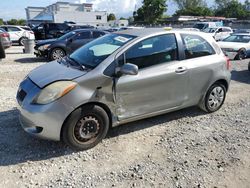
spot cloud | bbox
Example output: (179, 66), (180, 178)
(78, 0), (142, 17)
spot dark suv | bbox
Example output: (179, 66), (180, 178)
(33, 23), (70, 40)
(34, 29), (108, 60)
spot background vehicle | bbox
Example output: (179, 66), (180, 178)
(17, 29), (231, 150)
(218, 33), (250, 60)
(0, 25), (34, 46)
(34, 29), (108, 60)
(32, 23), (70, 40)
(193, 22), (223, 31)
(0, 36), (6, 59)
(0, 28), (11, 48)
(69, 25), (95, 31)
(203, 27), (233, 41)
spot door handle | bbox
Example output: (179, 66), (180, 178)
(175, 67), (187, 74)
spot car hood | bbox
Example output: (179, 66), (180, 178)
(218, 41), (250, 50)
(36, 39), (57, 46)
(28, 61), (87, 88)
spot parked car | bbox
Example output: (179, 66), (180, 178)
(0, 25), (34, 46)
(34, 29), (108, 60)
(0, 36), (6, 59)
(69, 25), (95, 31)
(32, 23), (71, 40)
(193, 22), (223, 31)
(0, 28), (12, 48)
(233, 29), (250, 34)
(218, 33), (250, 60)
(17, 28), (231, 150)
(203, 27), (233, 41)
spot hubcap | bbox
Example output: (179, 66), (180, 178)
(74, 115), (100, 142)
(208, 86), (224, 110)
(52, 49), (65, 60)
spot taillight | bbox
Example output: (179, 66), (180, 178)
(0, 33), (9, 37)
(225, 56), (231, 70)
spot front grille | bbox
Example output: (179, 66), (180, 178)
(17, 88), (27, 103)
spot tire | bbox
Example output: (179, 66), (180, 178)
(49, 48), (66, 61)
(0, 37), (5, 59)
(199, 83), (226, 113)
(235, 49), (246, 60)
(19, 37), (28, 46)
(62, 105), (109, 150)
(248, 62), (250, 71)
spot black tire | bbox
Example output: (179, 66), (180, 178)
(62, 105), (109, 150)
(0, 37), (5, 59)
(199, 83), (226, 113)
(19, 37), (28, 46)
(248, 62), (250, 71)
(49, 48), (66, 61)
(235, 49), (246, 60)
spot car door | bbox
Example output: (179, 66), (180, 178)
(67, 31), (92, 53)
(180, 33), (218, 104)
(115, 34), (189, 120)
(7, 26), (23, 41)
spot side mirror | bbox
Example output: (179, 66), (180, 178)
(117, 63), (138, 76)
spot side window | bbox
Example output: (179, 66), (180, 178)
(48, 24), (59, 31)
(181, 34), (215, 59)
(74, 31), (91, 40)
(222, 28), (231, 32)
(93, 31), (105, 38)
(7, 27), (21, 32)
(125, 34), (178, 69)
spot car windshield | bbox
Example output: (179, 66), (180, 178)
(193, 23), (208, 30)
(70, 33), (136, 68)
(58, 31), (76, 40)
(204, 28), (216, 33)
(222, 35), (250, 43)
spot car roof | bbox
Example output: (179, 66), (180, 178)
(71, 29), (109, 33)
(114, 28), (205, 38)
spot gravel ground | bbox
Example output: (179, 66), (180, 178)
(0, 46), (250, 188)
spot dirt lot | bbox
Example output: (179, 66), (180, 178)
(0, 46), (250, 188)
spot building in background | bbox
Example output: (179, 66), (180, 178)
(26, 1), (107, 26)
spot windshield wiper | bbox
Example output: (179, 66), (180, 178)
(66, 56), (86, 71)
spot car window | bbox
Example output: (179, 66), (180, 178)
(181, 34), (215, 59)
(93, 31), (105, 38)
(74, 31), (91, 40)
(125, 34), (178, 69)
(222, 28), (231, 32)
(21, 27), (31, 31)
(7, 27), (21, 32)
(48, 24), (58, 30)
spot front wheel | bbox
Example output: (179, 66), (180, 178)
(19, 37), (28, 46)
(49, 48), (66, 61)
(62, 105), (109, 150)
(236, 49), (246, 60)
(199, 83), (226, 113)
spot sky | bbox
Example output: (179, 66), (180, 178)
(0, 0), (245, 21)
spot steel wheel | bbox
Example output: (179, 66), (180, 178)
(50, 48), (65, 60)
(73, 115), (101, 144)
(62, 105), (109, 150)
(207, 87), (225, 111)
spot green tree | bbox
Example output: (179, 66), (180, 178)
(0, 19), (4, 25)
(214, 0), (232, 8)
(17, 19), (26, 26)
(7, 19), (18, 25)
(174, 6), (213, 16)
(119, 17), (127, 20)
(107, 13), (116, 21)
(134, 0), (167, 24)
(215, 0), (249, 19)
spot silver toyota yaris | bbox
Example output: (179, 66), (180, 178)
(17, 28), (231, 150)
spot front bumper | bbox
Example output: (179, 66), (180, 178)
(34, 48), (49, 58)
(17, 78), (74, 141)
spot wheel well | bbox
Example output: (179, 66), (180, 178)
(214, 79), (229, 91)
(60, 102), (113, 140)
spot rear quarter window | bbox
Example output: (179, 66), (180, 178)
(181, 34), (215, 59)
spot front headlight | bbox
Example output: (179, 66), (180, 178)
(33, 81), (77, 105)
(38, 44), (50, 51)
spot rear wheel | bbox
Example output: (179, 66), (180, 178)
(248, 62), (250, 71)
(236, 49), (246, 60)
(62, 105), (109, 150)
(19, 37), (28, 46)
(49, 48), (66, 61)
(199, 83), (226, 113)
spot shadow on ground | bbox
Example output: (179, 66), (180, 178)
(14, 57), (47, 63)
(0, 106), (205, 166)
(231, 69), (250, 84)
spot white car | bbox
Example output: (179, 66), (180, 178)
(218, 34), (250, 60)
(0, 25), (35, 46)
(204, 27), (233, 41)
